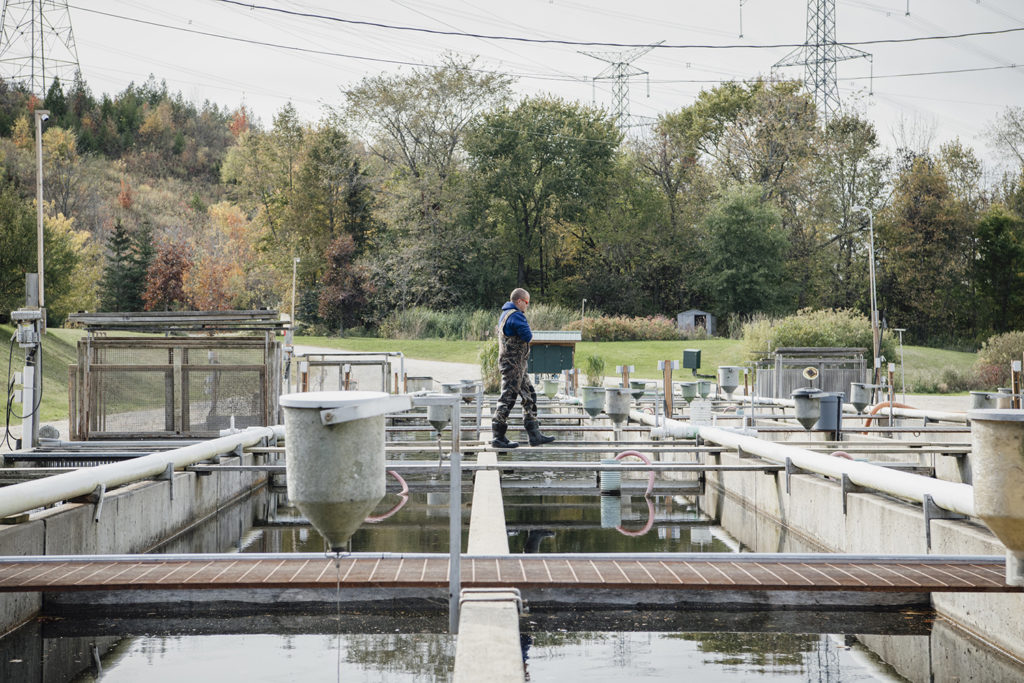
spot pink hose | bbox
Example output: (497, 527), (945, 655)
(614, 450), (655, 495)
(364, 470), (410, 523)
(611, 450), (656, 537)
(616, 495), (655, 537)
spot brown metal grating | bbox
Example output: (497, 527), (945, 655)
(0, 556), (1016, 593)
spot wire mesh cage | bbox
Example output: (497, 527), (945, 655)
(753, 347), (868, 399)
(67, 311), (285, 440)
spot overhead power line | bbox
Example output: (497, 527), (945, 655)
(213, 0), (1024, 49)
(68, 4), (1023, 93)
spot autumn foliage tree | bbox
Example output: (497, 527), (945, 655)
(318, 234), (370, 333)
(142, 241), (192, 310)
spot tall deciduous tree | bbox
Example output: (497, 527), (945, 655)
(974, 205), (1024, 333)
(878, 157), (973, 342)
(700, 184), (789, 322)
(142, 241), (192, 311)
(466, 96), (620, 291)
(0, 182), (77, 318)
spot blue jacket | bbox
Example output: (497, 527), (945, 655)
(500, 301), (532, 343)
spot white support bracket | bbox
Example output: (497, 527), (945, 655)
(71, 483), (106, 523)
(156, 462), (175, 501)
(841, 473), (870, 515)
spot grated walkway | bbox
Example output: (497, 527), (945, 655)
(0, 554), (1016, 594)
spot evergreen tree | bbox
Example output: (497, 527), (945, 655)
(99, 220), (153, 311)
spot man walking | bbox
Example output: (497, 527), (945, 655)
(491, 288), (556, 449)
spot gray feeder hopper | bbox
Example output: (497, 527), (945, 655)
(792, 387), (822, 431)
(697, 380), (712, 398)
(814, 392), (844, 433)
(581, 386), (606, 418)
(850, 383), (872, 413)
(680, 382), (697, 401)
(967, 409), (1024, 585)
(717, 366), (741, 399)
(604, 388), (632, 426)
(426, 399), (452, 432)
(543, 378), (560, 399)
(971, 391), (997, 410)
(997, 388), (1014, 409)
(280, 391), (412, 552)
(629, 380), (646, 401)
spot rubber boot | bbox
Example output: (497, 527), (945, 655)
(490, 422), (519, 450)
(524, 420), (556, 447)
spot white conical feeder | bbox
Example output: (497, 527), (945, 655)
(967, 409), (1024, 585)
(280, 391), (412, 552)
(717, 366), (741, 399)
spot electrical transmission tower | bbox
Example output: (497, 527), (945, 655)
(580, 41), (663, 132)
(772, 0), (870, 121)
(0, 0), (80, 96)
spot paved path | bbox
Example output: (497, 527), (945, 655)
(293, 345), (481, 385)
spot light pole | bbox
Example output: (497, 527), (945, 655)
(893, 327), (907, 403)
(852, 205), (880, 385)
(291, 257), (300, 326)
(34, 109), (50, 308)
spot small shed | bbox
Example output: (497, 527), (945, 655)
(527, 330), (582, 375)
(677, 309), (716, 336)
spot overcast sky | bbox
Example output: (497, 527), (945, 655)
(60, 1), (1024, 171)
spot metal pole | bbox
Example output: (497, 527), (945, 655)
(290, 257), (300, 327)
(34, 110), (49, 308)
(853, 206), (880, 393)
(449, 397), (462, 634)
(894, 328), (906, 404)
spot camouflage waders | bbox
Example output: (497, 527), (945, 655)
(492, 308), (538, 427)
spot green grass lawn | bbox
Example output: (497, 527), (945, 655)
(1, 325), (83, 426)
(301, 335), (980, 391)
(0, 330), (982, 431)
(297, 336), (748, 379)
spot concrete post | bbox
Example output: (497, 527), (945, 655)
(968, 409), (1024, 584)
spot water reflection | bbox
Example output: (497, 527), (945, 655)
(523, 631), (905, 682)
(505, 493), (735, 554)
(67, 633), (454, 683)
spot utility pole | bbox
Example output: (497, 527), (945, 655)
(580, 41), (663, 132)
(772, 0), (871, 121)
(0, 0), (81, 96)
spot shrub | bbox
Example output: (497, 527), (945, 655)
(479, 340), (501, 393)
(906, 366), (987, 394)
(567, 314), (681, 341)
(525, 303), (577, 331)
(465, 309), (496, 341)
(741, 308), (896, 362)
(975, 330), (1024, 388)
(580, 353), (606, 387)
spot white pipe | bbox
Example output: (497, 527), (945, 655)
(634, 410), (974, 517)
(0, 426), (284, 519)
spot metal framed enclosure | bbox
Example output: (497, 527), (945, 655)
(67, 311), (285, 440)
(753, 347), (867, 399)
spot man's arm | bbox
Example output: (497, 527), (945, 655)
(504, 311), (533, 343)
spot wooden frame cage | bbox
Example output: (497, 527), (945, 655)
(67, 311), (285, 440)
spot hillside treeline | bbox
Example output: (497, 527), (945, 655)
(0, 59), (1022, 346)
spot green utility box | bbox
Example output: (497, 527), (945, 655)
(527, 331), (582, 374)
(683, 348), (701, 371)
